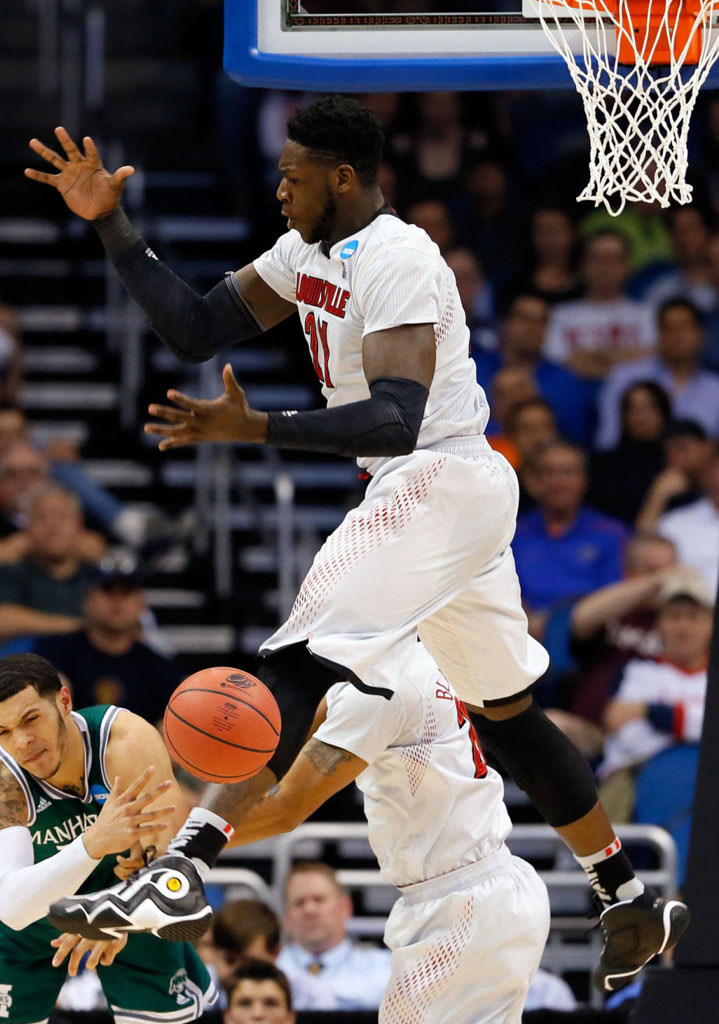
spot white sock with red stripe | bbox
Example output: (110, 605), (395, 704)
(575, 837), (645, 908)
(168, 807), (235, 879)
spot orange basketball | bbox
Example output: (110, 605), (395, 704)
(163, 666), (281, 783)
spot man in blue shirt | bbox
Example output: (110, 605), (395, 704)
(513, 441), (629, 613)
(473, 294), (597, 445)
(276, 861), (390, 1011)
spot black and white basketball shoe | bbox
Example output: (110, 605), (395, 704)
(48, 854), (213, 942)
(594, 889), (690, 992)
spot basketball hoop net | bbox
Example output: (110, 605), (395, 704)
(528, 0), (719, 214)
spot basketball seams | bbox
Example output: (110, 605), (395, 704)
(170, 686), (281, 736)
(163, 725), (259, 783)
(165, 704), (277, 754)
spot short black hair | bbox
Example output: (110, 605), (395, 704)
(0, 653), (62, 704)
(287, 95), (384, 187)
(657, 297), (705, 330)
(583, 229), (632, 259)
(620, 380), (672, 425)
(226, 959), (293, 1012)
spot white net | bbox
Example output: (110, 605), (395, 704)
(527, 0), (719, 214)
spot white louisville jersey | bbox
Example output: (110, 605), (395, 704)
(253, 211), (489, 476)
(314, 643), (512, 887)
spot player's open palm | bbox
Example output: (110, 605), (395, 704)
(81, 766), (175, 860)
(24, 127), (134, 221)
(145, 363), (266, 449)
(51, 932), (128, 976)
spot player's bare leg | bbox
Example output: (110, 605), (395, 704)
(469, 695), (689, 992)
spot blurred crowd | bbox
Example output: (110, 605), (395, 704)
(5, 79), (719, 1016)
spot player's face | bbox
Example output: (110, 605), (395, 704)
(224, 980), (295, 1024)
(276, 141), (338, 245)
(283, 872), (351, 954)
(0, 685), (70, 779)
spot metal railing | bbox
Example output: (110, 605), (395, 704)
(209, 820), (680, 1008)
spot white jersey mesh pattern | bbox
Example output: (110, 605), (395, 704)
(380, 895), (475, 1024)
(285, 458), (446, 634)
(400, 702), (437, 797)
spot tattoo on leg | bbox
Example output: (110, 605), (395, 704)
(303, 738), (353, 776)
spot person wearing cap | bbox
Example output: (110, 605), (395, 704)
(32, 555), (182, 725)
(597, 572), (713, 821)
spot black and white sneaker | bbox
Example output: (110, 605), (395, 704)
(594, 889), (690, 992)
(48, 855), (213, 942)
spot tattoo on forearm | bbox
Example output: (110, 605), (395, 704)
(0, 762), (29, 826)
(303, 739), (353, 776)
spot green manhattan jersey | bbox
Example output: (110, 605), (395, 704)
(0, 705), (214, 1024)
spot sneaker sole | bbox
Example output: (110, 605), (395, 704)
(595, 900), (691, 992)
(49, 903), (214, 944)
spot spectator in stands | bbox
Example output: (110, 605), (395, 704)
(512, 441), (630, 616)
(640, 206), (715, 314)
(473, 294), (595, 444)
(544, 230), (655, 380)
(405, 198), (455, 253)
(224, 960), (295, 1024)
(0, 485), (99, 651)
(277, 862), (391, 1011)
(596, 298), (719, 448)
(655, 443), (719, 594)
(506, 398), (559, 511)
(588, 381), (671, 525)
(32, 553), (181, 723)
(484, 366), (537, 466)
(598, 573), (712, 821)
(0, 441), (104, 562)
(701, 231), (719, 371)
(636, 418), (713, 531)
(211, 899), (336, 1012)
(445, 247), (497, 354)
(503, 205), (581, 309)
(0, 406), (188, 557)
(452, 152), (520, 286)
(580, 200), (674, 272)
(539, 533), (679, 759)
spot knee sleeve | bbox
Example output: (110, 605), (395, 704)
(255, 643), (343, 781)
(470, 700), (598, 828)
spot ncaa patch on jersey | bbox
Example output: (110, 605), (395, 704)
(340, 240), (358, 259)
(90, 783), (110, 805)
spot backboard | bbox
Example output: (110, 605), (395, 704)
(224, 0), (603, 90)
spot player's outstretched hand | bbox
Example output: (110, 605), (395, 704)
(51, 932), (128, 976)
(24, 128), (134, 221)
(81, 766), (175, 860)
(145, 363), (268, 450)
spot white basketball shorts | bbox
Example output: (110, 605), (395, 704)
(380, 847), (550, 1024)
(260, 444), (549, 706)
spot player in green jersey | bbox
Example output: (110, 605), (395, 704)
(0, 652), (216, 1024)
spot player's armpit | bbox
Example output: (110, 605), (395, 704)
(233, 264), (296, 330)
(0, 759), (30, 828)
(227, 737), (366, 847)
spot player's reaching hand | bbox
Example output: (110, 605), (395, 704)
(24, 128), (134, 221)
(81, 766), (175, 860)
(145, 364), (268, 450)
(51, 932), (128, 976)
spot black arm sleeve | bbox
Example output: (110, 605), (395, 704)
(266, 376), (429, 457)
(93, 207), (263, 363)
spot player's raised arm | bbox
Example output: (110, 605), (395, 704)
(24, 129), (295, 363)
(144, 322), (436, 454)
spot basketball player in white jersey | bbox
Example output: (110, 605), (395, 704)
(26, 96), (687, 992)
(232, 644), (549, 1024)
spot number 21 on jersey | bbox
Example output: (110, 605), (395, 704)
(304, 312), (334, 388)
